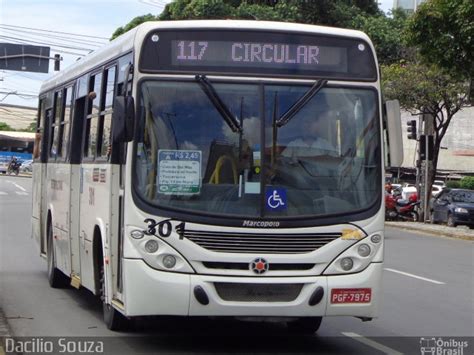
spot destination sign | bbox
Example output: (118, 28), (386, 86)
(140, 30), (377, 80)
(172, 40), (347, 72)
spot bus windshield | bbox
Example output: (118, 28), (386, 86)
(134, 80), (380, 219)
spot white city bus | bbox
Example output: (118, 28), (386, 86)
(32, 21), (403, 332)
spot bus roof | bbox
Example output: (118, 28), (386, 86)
(40, 20), (374, 93)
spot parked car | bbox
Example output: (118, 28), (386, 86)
(0, 157), (9, 174)
(429, 189), (474, 228)
(431, 185), (443, 197)
(433, 180), (446, 188)
(20, 159), (33, 173)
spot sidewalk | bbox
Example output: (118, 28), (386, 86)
(385, 221), (474, 241)
(0, 307), (13, 355)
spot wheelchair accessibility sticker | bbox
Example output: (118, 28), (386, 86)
(266, 188), (287, 211)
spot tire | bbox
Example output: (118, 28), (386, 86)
(47, 220), (69, 288)
(287, 317), (322, 335)
(99, 257), (128, 331)
(447, 213), (456, 228)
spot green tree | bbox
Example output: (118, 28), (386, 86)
(19, 122), (36, 132)
(460, 177), (474, 190)
(382, 62), (470, 204)
(114, 0), (384, 38)
(352, 8), (409, 64)
(406, 0), (474, 96)
(111, 14), (157, 40)
(0, 122), (14, 131)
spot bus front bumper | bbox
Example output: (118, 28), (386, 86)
(122, 259), (382, 319)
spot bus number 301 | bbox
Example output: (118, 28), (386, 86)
(177, 41), (209, 61)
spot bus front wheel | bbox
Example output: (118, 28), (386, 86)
(99, 258), (128, 331)
(47, 219), (69, 288)
(287, 317), (322, 334)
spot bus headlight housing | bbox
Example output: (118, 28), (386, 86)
(128, 229), (194, 273)
(323, 233), (383, 275)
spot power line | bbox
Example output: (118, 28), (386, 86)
(0, 36), (88, 56)
(2, 72), (43, 83)
(0, 26), (107, 47)
(0, 90), (37, 98)
(0, 34), (95, 52)
(0, 23), (109, 41)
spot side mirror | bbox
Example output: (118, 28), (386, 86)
(384, 100), (403, 167)
(112, 96), (135, 143)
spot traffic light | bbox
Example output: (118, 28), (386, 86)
(407, 119), (417, 140)
(54, 54), (61, 71)
(419, 134), (434, 160)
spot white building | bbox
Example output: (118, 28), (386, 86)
(0, 104), (36, 130)
(401, 106), (474, 174)
(393, 0), (426, 13)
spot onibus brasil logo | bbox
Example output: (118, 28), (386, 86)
(420, 338), (469, 355)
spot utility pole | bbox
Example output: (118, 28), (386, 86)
(419, 113), (435, 222)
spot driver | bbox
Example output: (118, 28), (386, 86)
(281, 110), (337, 160)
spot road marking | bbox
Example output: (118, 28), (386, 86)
(15, 191), (28, 196)
(0, 191), (7, 195)
(11, 181), (27, 192)
(342, 332), (403, 355)
(384, 268), (445, 285)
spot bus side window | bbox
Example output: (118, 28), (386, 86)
(60, 86), (73, 160)
(97, 65), (116, 158)
(84, 72), (103, 159)
(34, 99), (45, 160)
(50, 90), (62, 159)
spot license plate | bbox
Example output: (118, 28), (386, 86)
(331, 288), (372, 303)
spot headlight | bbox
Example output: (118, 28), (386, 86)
(357, 244), (371, 257)
(323, 233), (383, 275)
(370, 234), (382, 243)
(144, 240), (159, 253)
(454, 207), (468, 214)
(340, 258), (354, 271)
(130, 230), (145, 239)
(162, 255), (177, 269)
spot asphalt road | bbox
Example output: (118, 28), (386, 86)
(0, 175), (473, 354)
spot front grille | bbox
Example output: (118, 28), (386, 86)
(214, 283), (303, 302)
(184, 230), (340, 254)
(203, 262), (315, 271)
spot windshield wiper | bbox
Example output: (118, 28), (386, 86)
(276, 79), (328, 127)
(195, 74), (242, 133)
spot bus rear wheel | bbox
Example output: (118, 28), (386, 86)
(287, 317), (322, 335)
(47, 219), (69, 288)
(99, 260), (128, 331)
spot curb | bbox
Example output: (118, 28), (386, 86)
(385, 222), (474, 241)
(0, 174), (31, 179)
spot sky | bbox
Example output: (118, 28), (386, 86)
(0, 0), (395, 108)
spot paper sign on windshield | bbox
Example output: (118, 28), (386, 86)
(158, 150), (201, 195)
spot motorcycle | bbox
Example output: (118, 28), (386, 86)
(385, 192), (420, 222)
(7, 160), (21, 176)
